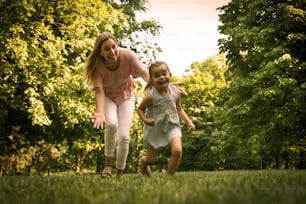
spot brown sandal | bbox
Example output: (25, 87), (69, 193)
(101, 165), (112, 178)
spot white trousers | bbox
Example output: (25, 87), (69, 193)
(103, 95), (135, 170)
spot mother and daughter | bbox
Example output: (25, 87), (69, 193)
(84, 32), (195, 178)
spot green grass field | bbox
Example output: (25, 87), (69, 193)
(0, 170), (305, 204)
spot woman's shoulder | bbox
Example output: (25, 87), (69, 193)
(119, 48), (135, 58)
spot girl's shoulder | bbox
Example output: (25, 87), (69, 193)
(148, 87), (162, 99)
(150, 85), (178, 99)
(150, 86), (157, 96)
(169, 84), (179, 95)
(141, 91), (153, 105)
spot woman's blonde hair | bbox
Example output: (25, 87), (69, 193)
(84, 32), (118, 88)
(144, 61), (170, 94)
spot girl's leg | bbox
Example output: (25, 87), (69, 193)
(141, 148), (158, 176)
(115, 95), (135, 172)
(102, 97), (118, 176)
(167, 137), (182, 176)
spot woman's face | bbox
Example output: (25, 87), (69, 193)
(100, 38), (119, 63)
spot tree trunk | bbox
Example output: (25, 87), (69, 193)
(275, 154), (279, 169)
(284, 151), (289, 169)
(299, 152), (305, 169)
(76, 149), (87, 173)
(26, 166), (31, 176)
(96, 150), (103, 174)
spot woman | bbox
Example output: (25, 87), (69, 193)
(84, 32), (149, 177)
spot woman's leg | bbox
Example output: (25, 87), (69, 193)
(102, 97), (118, 176)
(167, 137), (182, 176)
(115, 96), (135, 171)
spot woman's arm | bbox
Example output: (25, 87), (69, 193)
(128, 49), (150, 83)
(140, 69), (150, 83)
(89, 87), (109, 129)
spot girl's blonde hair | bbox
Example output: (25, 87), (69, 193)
(144, 61), (170, 94)
(84, 32), (118, 88)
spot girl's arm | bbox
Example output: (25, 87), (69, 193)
(137, 94), (155, 126)
(89, 87), (109, 129)
(176, 94), (196, 132)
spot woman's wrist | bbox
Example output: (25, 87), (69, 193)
(95, 113), (104, 117)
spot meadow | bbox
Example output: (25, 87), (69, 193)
(0, 170), (305, 204)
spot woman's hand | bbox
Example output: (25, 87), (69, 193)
(171, 82), (188, 96)
(89, 113), (109, 129)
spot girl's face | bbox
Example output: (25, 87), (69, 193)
(150, 64), (172, 89)
(100, 38), (119, 63)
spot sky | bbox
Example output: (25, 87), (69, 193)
(138, 0), (231, 76)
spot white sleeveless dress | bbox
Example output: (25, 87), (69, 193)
(143, 84), (182, 149)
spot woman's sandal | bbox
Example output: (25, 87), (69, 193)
(101, 165), (112, 178)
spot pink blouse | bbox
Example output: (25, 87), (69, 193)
(93, 48), (146, 104)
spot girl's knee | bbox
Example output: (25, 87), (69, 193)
(170, 137), (182, 157)
(171, 147), (182, 158)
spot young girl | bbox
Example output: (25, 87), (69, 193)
(137, 61), (195, 176)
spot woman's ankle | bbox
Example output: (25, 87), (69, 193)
(105, 157), (113, 166)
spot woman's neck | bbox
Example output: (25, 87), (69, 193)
(103, 57), (120, 71)
(100, 49), (120, 71)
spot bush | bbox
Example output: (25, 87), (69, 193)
(224, 154), (260, 170)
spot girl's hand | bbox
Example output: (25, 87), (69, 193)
(144, 118), (155, 126)
(188, 123), (196, 132)
(89, 113), (109, 129)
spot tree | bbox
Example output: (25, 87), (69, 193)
(106, 0), (162, 66)
(218, 0), (306, 169)
(0, 0), (161, 174)
(178, 54), (228, 171)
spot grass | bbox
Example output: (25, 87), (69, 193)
(0, 170), (305, 204)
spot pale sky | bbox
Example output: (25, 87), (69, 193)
(138, 0), (230, 76)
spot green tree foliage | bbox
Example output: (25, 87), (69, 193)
(178, 54), (228, 171)
(0, 0), (160, 175)
(107, 0), (162, 66)
(218, 0), (306, 169)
